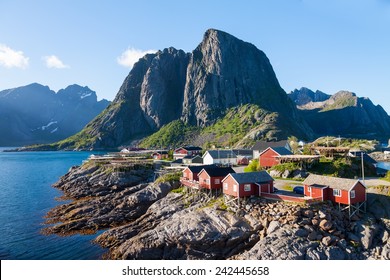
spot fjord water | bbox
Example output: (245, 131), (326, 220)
(0, 148), (106, 259)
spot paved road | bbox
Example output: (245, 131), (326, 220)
(359, 177), (390, 187)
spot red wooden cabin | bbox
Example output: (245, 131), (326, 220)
(259, 147), (293, 168)
(198, 166), (235, 190)
(173, 146), (202, 160)
(222, 171), (274, 198)
(151, 151), (169, 160)
(302, 174), (366, 205)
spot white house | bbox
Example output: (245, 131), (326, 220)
(202, 150), (238, 166)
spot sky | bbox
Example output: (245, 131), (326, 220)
(1, 0), (390, 112)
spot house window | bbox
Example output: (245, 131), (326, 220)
(233, 184), (238, 192)
(333, 189), (341, 197)
(244, 184), (251, 192)
(223, 183), (228, 190)
(206, 179), (210, 184)
(308, 187), (311, 192)
(351, 190), (356, 199)
(215, 179), (220, 184)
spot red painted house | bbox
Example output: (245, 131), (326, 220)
(151, 151), (169, 160)
(259, 147), (293, 168)
(222, 171), (274, 198)
(181, 165), (212, 182)
(173, 146), (202, 160)
(198, 166), (235, 190)
(302, 174), (366, 205)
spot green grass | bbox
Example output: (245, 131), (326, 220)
(244, 159), (261, 172)
(155, 172), (182, 184)
(140, 120), (199, 148)
(171, 186), (185, 194)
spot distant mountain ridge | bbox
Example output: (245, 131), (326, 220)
(288, 88), (390, 139)
(0, 83), (110, 146)
(37, 29), (313, 150)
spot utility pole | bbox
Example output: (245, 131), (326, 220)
(361, 152), (365, 185)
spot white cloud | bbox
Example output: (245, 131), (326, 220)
(0, 44), (29, 69)
(43, 55), (69, 69)
(117, 47), (156, 68)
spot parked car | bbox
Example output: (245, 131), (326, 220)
(293, 186), (304, 195)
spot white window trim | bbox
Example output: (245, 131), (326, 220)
(244, 184), (251, 192)
(223, 183), (228, 190)
(215, 179), (220, 184)
(350, 190), (355, 199)
(233, 184), (238, 192)
(333, 189), (341, 197)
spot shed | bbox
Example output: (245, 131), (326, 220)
(151, 151), (169, 160)
(182, 155), (203, 165)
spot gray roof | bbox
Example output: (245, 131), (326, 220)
(232, 149), (253, 157)
(271, 147), (293, 156)
(252, 140), (289, 151)
(302, 174), (364, 191)
(205, 150), (238, 159)
(228, 171), (273, 184)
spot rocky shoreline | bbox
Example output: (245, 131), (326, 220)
(43, 161), (390, 260)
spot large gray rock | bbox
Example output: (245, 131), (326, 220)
(107, 207), (255, 260)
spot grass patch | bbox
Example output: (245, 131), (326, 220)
(171, 186), (185, 194)
(155, 172), (181, 184)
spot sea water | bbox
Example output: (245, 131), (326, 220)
(0, 148), (107, 259)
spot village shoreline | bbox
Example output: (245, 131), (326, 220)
(42, 149), (390, 260)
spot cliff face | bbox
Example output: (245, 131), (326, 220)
(182, 29), (291, 126)
(288, 87), (330, 106)
(51, 29), (313, 150)
(0, 83), (109, 146)
(289, 89), (390, 139)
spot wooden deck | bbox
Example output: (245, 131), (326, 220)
(180, 178), (200, 189)
(261, 191), (322, 204)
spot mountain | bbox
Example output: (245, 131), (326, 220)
(289, 89), (390, 139)
(0, 83), (110, 146)
(40, 29), (312, 150)
(288, 87), (330, 106)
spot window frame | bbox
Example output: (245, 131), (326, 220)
(350, 190), (355, 199)
(333, 189), (341, 197)
(244, 184), (251, 192)
(223, 183), (228, 190)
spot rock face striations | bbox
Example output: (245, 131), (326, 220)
(52, 29), (312, 150)
(289, 88), (390, 139)
(0, 83), (109, 146)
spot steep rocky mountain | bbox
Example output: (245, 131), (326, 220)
(289, 89), (390, 139)
(0, 83), (110, 146)
(41, 29), (312, 150)
(288, 87), (330, 106)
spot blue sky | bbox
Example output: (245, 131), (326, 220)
(1, 0), (390, 112)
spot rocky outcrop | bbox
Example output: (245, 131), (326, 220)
(46, 29), (313, 150)
(0, 83), (109, 146)
(288, 87), (330, 106)
(44, 162), (390, 260)
(289, 88), (390, 139)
